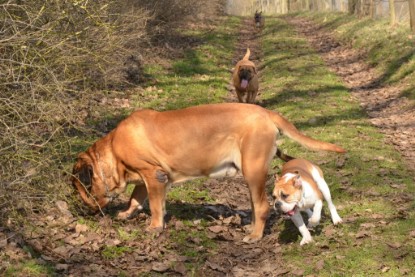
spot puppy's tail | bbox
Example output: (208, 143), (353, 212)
(268, 110), (346, 153)
(276, 149), (295, 162)
(243, 48), (250, 61)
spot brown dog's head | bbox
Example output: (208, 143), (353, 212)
(71, 143), (118, 211)
(272, 172), (303, 216)
(254, 11), (262, 21)
(238, 65), (256, 89)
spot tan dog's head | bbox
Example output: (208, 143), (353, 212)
(272, 172), (303, 216)
(71, 143), (119, 211)
(237, 65), (256, 89)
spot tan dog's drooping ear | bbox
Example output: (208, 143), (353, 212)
(71, 153), (101, 210)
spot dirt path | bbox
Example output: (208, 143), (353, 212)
(286, 17), (415, 174)
(199, 17), (288, 276)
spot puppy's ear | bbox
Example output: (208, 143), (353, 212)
(274, 174), (280, 182)
(293, 172), (302, 188)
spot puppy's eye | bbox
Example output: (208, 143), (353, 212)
(280, 192), (288, 199)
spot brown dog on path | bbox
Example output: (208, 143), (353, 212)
(71, 103), (346, 243)
(232, 48), (259, 103)
(254, 11), (264, 28)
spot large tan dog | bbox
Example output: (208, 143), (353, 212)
(71, 103), (345, 243)
(232, 48), (259, 103)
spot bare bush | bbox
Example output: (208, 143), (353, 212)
(0, 0), (151, 219)
(0, 0), (225, 223)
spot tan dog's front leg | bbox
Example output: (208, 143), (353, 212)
(146, 182), (167, 232)
(142, 170), (168, 233)
(236, 90), (244, 103)
(118, 184), (148, 220)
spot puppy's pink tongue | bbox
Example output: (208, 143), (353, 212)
(287, 209), (296, 216)
(240, 79), (248, 89)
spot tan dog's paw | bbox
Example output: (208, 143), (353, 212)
(242, 234), (262, 244)
(146, 225), (164, 233)
(243, 224), (254, 233)
(117, 206), (142, 220)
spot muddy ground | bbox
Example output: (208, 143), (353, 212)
(1, 16), (414, 276)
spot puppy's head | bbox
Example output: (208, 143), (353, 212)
(238, 65), (256, 89)
(272, 172), (303, 216)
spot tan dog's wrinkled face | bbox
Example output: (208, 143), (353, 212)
(71, 152), (114, 211)
(272, 173), (303, 216)
(238, 65), (256, 89)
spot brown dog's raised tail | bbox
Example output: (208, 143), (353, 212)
(243, 48), (251, 61)
(268, 111), (346, 153)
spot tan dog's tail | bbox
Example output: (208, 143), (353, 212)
(243, 48), (250, 61)
(268, 111), (346, 153)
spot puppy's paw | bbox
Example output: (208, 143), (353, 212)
(307, 217), (320, 229)
(332, 215), (343, 225)
(300, 236), (313, 246)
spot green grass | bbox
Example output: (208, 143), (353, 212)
(301, 12), (415, 100)
(134, 16), (240, 111)
(4, 260), (55, 277)
(261, 16), (414, 275)
(102, 245), (133, 259)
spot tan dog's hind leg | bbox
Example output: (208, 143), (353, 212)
(118, 185), (147, 220)
(243, 171), (269, 243)
(241, 133), (274, 243)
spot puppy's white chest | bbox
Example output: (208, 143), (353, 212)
(298, 182), (320, 210)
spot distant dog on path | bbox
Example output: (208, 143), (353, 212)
(254, 11), (264, 28)
(232, 48), (259, 103)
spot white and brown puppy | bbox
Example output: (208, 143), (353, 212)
(272, 159), (342, 245)
(232, 48), (258, 103)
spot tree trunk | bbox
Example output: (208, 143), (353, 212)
(389, 0), (396, 26)
(409, 0), (415, 32)
(348, 0), (358, 14)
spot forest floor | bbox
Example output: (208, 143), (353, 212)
(1, 15), (414, 276)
